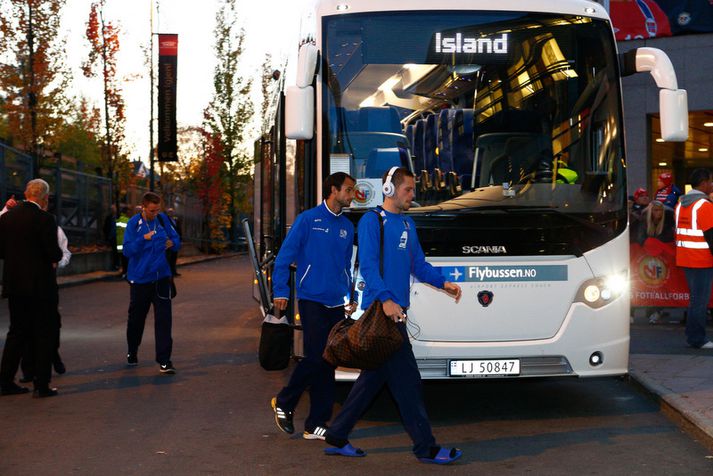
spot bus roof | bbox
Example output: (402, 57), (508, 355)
(315, 0), (610, 21)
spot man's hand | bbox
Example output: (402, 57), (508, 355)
(273, 298), (288, 311)
(344, 301), (358, 316)
(165, 239), (174, 249)
(143, 230), (156, 240)
(4, 195), (17, 210)
(383, 299), (405, 323)
(444, 281), (462, 303)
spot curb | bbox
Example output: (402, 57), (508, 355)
(56, 252), (243, 289)
(629, 369), (713, 451)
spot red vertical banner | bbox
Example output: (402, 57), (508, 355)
(158, 34), (178, 162)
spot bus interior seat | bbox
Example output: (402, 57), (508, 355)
(437, 109), (455, 173)
(358, 106), (401, 134)
(413, 119), (426, 174)
(452, 109), (475, 187)
(331, 107), (359, 135)
(405, 124), (415, 154)
(365, 148), (412, 178)
(424, 114), (439, 172)
(344, 132), (411, 177)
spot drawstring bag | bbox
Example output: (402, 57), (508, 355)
(323, 209), (403, 369)
(259, 312), (293, 370)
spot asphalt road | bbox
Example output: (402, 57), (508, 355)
(1, 256), (712, 475)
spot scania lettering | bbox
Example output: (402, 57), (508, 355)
(462, 245), (508, 255)
(256, 0), (689, 380)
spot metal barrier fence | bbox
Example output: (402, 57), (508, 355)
(0, 142), (113, 246)
(0, 142), (243, 251)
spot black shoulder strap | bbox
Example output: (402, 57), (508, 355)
(349, 209), (384, 302)
(157, 213), (175, 232)
(375, 209), (384, 277)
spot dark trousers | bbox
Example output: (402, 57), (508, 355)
(327, 323), (436, 457)
(127, 278), (173, 364)
(0, 296), (57, 389)
(276, 299), (343, 431)
(20, 307), (62, 378)
(683, 267), (713, 347)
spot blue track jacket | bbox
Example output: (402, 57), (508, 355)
(272, 202), (355, 307)
(123, 212), (182, 284)
(358, 208), (445, 310)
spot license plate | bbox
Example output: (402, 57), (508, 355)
(449, 359), (520, 377)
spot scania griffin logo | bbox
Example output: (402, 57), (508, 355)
(477, 291), (494, 307)
(462, 245), (507, 255)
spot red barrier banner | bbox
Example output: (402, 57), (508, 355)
(630, 239), (692, 306)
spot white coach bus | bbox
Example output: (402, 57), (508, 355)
(257, 0), (688, 379)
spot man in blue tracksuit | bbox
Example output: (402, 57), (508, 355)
(123, 192), (181, 374)
(324, 167), (463, 465)
(271, 172), (356, 440)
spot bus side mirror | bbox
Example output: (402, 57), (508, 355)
(285, 43), (318, 140)
(286, 85), (314, 140)
(659, 89), (688, 142)
(621, 47), (689, 142)
(296, 43), (319, 88)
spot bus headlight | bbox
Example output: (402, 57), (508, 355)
(575, 272), (628, 309)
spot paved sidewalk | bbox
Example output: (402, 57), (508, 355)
(56, 252), (242, 287)
(629, 311), (713, 449)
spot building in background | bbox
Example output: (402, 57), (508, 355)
(608, 0), (713, 194)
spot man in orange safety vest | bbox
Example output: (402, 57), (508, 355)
(675, 168), (713, 349)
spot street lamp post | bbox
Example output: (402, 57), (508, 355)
(149, 0), (155, 191)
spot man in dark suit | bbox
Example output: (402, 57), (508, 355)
(0, 179), (63, 397)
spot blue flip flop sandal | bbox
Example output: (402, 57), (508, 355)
(324, 443), (367, 457)
(418, 447), (463, 465)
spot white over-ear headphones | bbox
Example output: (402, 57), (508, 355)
(382, 166), (399, 198)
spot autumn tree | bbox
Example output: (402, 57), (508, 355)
(82, 0), (128, 204)
(54, 97), (103, 170)
(0, 0), (70, 173)
(203, 0), (254, 247)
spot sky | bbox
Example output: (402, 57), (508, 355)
(60, 0), (314, 162)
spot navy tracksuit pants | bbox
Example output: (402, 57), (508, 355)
(127, 278), (173, 364)
(326, 321), (436, 457)
(276, 299), (343, 431)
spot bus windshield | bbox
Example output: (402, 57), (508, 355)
(323, 11), (625, 218)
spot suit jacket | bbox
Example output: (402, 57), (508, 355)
(0, 201), (63, 298)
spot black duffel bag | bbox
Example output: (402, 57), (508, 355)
(258, 313), (293, 371)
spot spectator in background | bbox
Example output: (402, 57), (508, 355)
(635, 200), (676, 324)
(655, 172), (682, 209)
(630, 188), (650, 244)
(631, 188), (650, 219)
(117, 206), (130, 279)
(635, 200), (675, 245)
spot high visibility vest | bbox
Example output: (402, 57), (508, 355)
(675, 198), (713, 268)
(116, 214), (129, 251)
